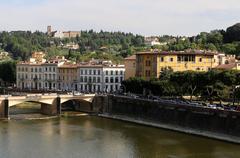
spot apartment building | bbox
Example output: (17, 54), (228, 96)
(16, 61), (64, 90)
(124, 55), (136, 80)
(102, 65), (125, 92)
(58, 64), (78, 91)
(78, 65), (103, 92)
(77, 64), (125, 92)
(136, 50), (217, 80)
(16, 52), (126, 92)
(16, 52), (65, 90)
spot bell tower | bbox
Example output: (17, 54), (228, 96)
(47, 25), (52, 35)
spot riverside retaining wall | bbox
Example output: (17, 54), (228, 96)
(98, 95), (240, 142)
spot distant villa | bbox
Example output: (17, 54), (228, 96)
(47, 26), (81, 39)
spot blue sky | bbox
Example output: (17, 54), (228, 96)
(0, 0), (240, 36)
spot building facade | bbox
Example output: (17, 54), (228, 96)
(16, 61), (63, 90)
(78, 65), (103, 92)
(16, 53), (126, 93)
(124, 55), (136, 80)
(77, 65), (125, 93)
(102, 65), (125, 92)
(136, 50), (217, 80)
(58, 64), (78, 91)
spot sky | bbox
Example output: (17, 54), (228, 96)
(0, 0), (240, 36)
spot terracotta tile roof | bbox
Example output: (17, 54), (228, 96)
(136, 50), (216, 56)
(214, 63), (236, 70)
(125, 55), (136, 60)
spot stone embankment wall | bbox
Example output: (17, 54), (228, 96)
(95, 95), (240, 143)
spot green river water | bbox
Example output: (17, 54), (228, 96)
(0, 116), (239, 158)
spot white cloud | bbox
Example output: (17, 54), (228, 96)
(0, 0), (240, 36)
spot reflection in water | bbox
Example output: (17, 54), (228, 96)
(0, 116), (239, 158)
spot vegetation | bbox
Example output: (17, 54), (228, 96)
(0, 60), (16, 85)
(0, 30), (145, 62)
(153, 23), (240, 56)
(122, 70), (240, 104)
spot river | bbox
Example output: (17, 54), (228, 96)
(0, 116), (239, 158)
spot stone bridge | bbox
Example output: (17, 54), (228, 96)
(0, 94), (95, 118)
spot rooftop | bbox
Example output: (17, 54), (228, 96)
(214, 63), (237, 70)
(136, 50), (218, 56)
(125, 55), (136, 60)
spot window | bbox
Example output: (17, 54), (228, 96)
(97, 77), (101, 83)
(177, 56), (181, 62)
(98, 70), (101, 75)
(199, 58), (202, 62)
(169, 58), (173, 62)
(110, 85), (113, 91)
(93, 70), (96, 75)
(81, 70), (83, 75)
(89, 77), (92, 83)
(89, 70), (92, 75)
(115, 77), (119, 83)
(110, 71), (113, 75)
(115, 71), (118, 75)
(105, 77), (109, 83)
(106, 71), (108, 75)
(120, 71), (123, 75)
(160, 57), (164, 62)
(85, 70), (87, 75)
(84, 76), (87, 82)
(110, 77), (114, 83)
(145, 60), (151, 66)
(80, 76), (83, 82)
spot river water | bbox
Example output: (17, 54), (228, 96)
(0, 116), (239, 158)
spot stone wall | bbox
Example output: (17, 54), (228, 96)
(104, 95), (240, 138)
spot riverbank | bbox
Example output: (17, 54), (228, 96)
(99, 114), (240, 144)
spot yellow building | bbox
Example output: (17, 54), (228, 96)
(58, 64), (78, 91)
(124, 55), (136, 80)
(136, 50), (217, 80)
(32, 52), (45, 60)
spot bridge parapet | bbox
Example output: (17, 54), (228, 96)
(0, 94), (96, 118)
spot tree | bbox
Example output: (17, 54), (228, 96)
(222, 43), (237, 55)
(224, 23), (240, 43)
(0, 60), (16, 85)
